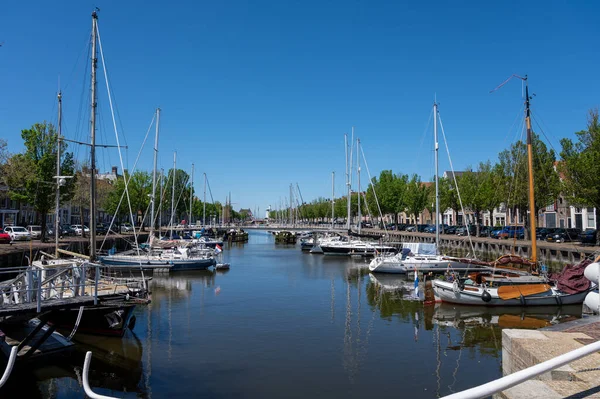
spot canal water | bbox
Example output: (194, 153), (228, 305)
(0, 230), (583, 398)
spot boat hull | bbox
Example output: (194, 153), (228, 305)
(432, 280), (592, 306)
(49, 304), (136, 337)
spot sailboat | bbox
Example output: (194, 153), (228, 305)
(369, 102), (478, 274)
(26, 10), (140, 338)
(98, 114), (216, 271)
(321, 132), (397, 257)
(432, 76), (595, 306)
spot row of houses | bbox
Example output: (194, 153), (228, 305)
(396, 171), (597, 230)
(0, 167), (121, 228)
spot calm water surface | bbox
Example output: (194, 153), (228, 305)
(0, 230), (583, 398)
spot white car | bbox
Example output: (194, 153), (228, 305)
(27, 225), (42, 239)
(71, 224), (90, 236)
(4, 226), (31, 241)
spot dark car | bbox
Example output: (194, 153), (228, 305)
(536, 227), (557, 240)
(579, 229), (598, 245)
(445, 225), (457, 234)
(546, 228), (581, 243)
(60, 224), (76, 236)
(96, 223), (116, 235)
(478, 226), (492, 237)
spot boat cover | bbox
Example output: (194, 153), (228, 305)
(550, 258), (592, 294)
(402, 242), (437, 255)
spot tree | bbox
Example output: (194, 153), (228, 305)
(5, 123), (75, 241)
(366, 170), (409, 226)
(405, 174), (430, 228)
(457, 162), (499, 236)
(560, 109), (600, 242)
(438, 176), (459, 225)
(163, 168), (191, 224)
(498, 133), (560, 238)
(102, 170), (152, 227)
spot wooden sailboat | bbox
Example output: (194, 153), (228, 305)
(432, 76), (595, 306)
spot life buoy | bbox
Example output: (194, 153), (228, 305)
(482, 290), (492, 302)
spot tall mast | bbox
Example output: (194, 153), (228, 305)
(331, 171), (335, 230)
(150, 108), (160, 238)
(524, 76), (537, 265)
(170, 152), (176, 238)
(203, 173), (207, 226)
(189, 163), (194, 226)
(357, 138), (361, 234)
(345, 133), (351, 231)
(434, 101), (440, 249)
(89, 10), (98, 261)
(158, 168), (163, 234)
(55, 91), (62, 257)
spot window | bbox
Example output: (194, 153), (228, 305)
(587, 209), (596, 228)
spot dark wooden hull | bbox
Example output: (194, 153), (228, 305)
(49, 303), (136, 337)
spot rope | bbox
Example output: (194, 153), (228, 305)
(437, 113), (476, 257)
(96, 22), (140, 257)
(99, 113), (156, 252)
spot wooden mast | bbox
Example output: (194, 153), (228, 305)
(524, 76), (538, 267)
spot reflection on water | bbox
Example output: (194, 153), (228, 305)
(0, 231), (586, 398)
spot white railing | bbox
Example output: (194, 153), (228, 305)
(440, 338), (600, 399)
(83, 351), (119, 399)
(0, 347), (17, 388)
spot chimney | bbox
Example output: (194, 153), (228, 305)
(111, 166), (118, 175)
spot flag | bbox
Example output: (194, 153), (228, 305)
(215, 244), (222, 254)
(414, 270), (419, 298)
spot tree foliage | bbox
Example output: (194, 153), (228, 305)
(560, 109), (600, 235)
(405, 174), (430, 226)
(5, 123), (75, 240)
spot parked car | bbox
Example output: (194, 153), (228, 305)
(445, 225), (457, 234)
(497, 226), (525, 240)
(536, 227), (557, 241)
(4, 226), (32, 241)
(26, 225), (42, 239)
(0, 231), (11, 243)
(579, 229), (598, 245)
(456, 225), (477, 236)
(490, 227), (504, 239)
(478, 225), (492, 237)
(120, 223), (133, 232)
(96, 223), (109, 235)
(61, 224), (76, 236)
(71, 224), (90, 236)
(547, 228), (581, 243)
(360, 222), (373, 228)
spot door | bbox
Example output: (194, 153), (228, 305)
(545, 213), (556, 228)
(575, 214), (583, 230)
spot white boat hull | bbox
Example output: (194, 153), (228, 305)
(432, 280), (592, 306)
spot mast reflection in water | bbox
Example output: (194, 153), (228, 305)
(0, 231), (583, 398)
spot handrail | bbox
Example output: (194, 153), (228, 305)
(0, 346), (18, 388)
(83, 351), (119, 399)
(440, 339), (600, 399)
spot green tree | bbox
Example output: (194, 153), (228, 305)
(560, 109), (600, 241)
(439, 176), (459, 225)
(405, 174), (430, 228)
(5, 123), (75, 241)
(103, 170), (152, 227)
(498, 133), (560, 238)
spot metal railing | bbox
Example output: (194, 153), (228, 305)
(443, 261), (600, 399)
(0, 347), (17, 388)
(440, 338), (600, 399)
(83, 351), (119, 399)
(0, 262), (101, 311)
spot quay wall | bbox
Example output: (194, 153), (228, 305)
(245, 225), (598, 272)
(0, 233), (149, 268)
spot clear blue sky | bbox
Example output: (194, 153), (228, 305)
(1, 1), (599, 215)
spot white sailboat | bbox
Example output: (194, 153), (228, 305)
(369, 102), (477, 274)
